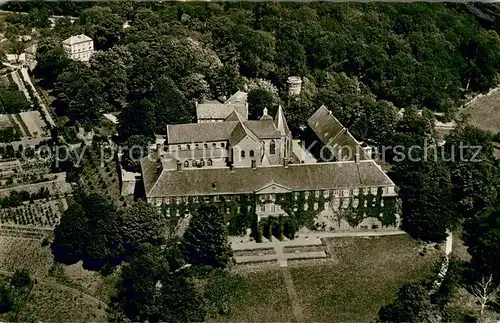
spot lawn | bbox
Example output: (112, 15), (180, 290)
(16, 281), (107, 322)
(209, 268), (294, 322)
(460, 87), (500, 134)
(289, 234), (443, 322)
(0, 236), (115, 320)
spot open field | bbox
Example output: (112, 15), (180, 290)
(0, 236), (115, 321)
(290, 235), (442, 321)
(460, 87), (500, 134)
(16, 281), (107, 322)
(220, 234), (442, 322)
(209, 268), (294, 322)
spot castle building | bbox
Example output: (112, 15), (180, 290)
(62, 34), (94, 62)
(141, 104), (399, 235)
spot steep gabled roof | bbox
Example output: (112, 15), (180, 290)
(166, 122), (238, 144)
(196, 103), (248, 120)
(244, 120), (281, 139)
(308, 105), (368, 161)
(274, 105), (291, 136)
(224, 91), (248, 105)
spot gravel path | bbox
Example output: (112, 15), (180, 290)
(281, 267), (305, 322)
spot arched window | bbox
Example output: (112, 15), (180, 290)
(177, 145), (181, 150)
(192, 160), (197, 167)
(207, 159), (213, 166)
(221, 143), (225, 148)
(187, 144), (190, 150)
(270, 140), (276, 155)
(184, 161), (189, 167)
(204, 143), (208, 149)
(213, 143), (217, 147)
(241, 150), (245, 158)
(249, 150), (254, 158)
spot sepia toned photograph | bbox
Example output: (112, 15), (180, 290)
(0, 0), (498, 322)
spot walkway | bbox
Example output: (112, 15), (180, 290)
(232, 230), (406, 266)
(20, 68), (55, 127)
(432, 231), (453, 292)
(281, 267), (305, 322)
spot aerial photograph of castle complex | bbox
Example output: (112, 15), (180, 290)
(0, 1), (498, 321)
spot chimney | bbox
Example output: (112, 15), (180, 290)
(176, 161), (181, 171)
(251, 160), (256, 169)
(156, 143), (162, 154)
(194, 99), (198, 108)
(156, 159), (163, 174)
(355, 153), (360, 164)
(263, 107), (268, 116)
(283, 158), (289, 168)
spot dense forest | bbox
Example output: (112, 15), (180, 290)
(3, 2), (500, 142)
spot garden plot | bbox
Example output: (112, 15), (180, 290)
(0, 198), (67, 229)
(0, 114), (12, 129)
(0, 173), (72, 197)
(19, 111), (48, 137)
(0, 236), (53, 279)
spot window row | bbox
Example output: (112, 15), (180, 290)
(183, 159), (213, 168)
(157, 194), (252, 205)
(175, 142), (225, 150)
(240, 150), (255, 158)
(72, 47), (92, 53)
(293, 187), (380, 200)
(259, 204), (282, 213)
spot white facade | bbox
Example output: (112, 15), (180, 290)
(62, 34), (94, 62)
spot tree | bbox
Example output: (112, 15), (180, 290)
(119, 201), (167, 252)
(9, 39), (24, 63)
(90, 46), (131, 104)
(118, 99), (156, 140)
(120, 76), (194, 139)
(398, 158), (456, 243)
(247, 88), (274, 119)
(113, 244), (170, 322)
(0, 284), (14, 314)
(56, 63), (109, 126)
(51, 203), (89, 264)
(79, 6), (124, 50)
(183, 205), (233, 269)
(52, 194), (122, 270)
(120, 135), (152, 172)
(463, 207), (500, 282)
(10, 269), (32, 289)
(34, 37), (71, 85)
(444, 125), (498, 219)
(471, 274), (497, 318)
(112, 244), (205, 322)
(378, 281), (439, 322)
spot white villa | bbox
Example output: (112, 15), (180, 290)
(62, 34), (94, 62)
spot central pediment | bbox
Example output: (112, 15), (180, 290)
(255, 181), (292, 194)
